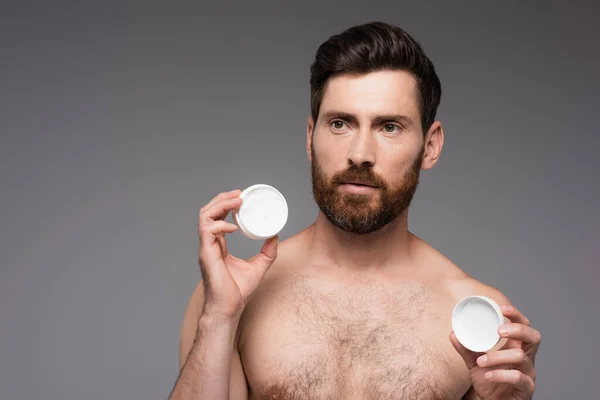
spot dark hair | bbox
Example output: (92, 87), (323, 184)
(310, 21), (442, 133)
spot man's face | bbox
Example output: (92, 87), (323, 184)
(309, 70), (426, 235)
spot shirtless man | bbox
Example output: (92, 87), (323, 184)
(169, 22), (541, 399)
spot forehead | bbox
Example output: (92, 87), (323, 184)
(319, 70), (420, 122)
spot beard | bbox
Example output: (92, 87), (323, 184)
(311, 144), (424, 235)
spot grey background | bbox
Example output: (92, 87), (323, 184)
(1, 1), (598, 399)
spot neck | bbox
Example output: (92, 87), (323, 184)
(307, 210), (415, 271)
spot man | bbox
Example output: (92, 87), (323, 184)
(169, 21), (541, 399)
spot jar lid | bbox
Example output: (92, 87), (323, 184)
(452, 295), (504, 353)
(233, 184), (288, 240)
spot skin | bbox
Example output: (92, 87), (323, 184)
(170, 70), (541, 399)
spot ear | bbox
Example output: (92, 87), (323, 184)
(306, 115), (314, 162)
(421, 121), (444, 170)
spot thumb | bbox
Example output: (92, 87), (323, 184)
(248, 235), (279, 272)
(450, 331), (482, 370)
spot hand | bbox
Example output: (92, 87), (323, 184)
(198, 189), (279, 319)
(450, 304), (541, 400)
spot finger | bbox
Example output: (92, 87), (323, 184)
(449, 331), (484, 370)
(199, 220), (238, 244)
(247, 235), (279, 273)
(485, 369), (535, 394)
(200, 197), (243, 225)
(477, 348), (535, 377)
(498, 323), (542, 345)
(199, 221), (238, 266)
(501, 304), (530, 326)
(200, 189), (242, 213)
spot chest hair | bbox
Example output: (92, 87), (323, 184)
(244, 274), (459, 399)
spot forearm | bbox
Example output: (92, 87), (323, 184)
(169, 313), (239, 400)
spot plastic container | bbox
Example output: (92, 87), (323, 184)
(232, 184), (288, 240)
(452, 295), (505, 352)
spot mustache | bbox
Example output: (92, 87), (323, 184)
(332, 165), (386, 188)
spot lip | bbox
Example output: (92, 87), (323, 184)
(338, 183), (379, 194)
(340, 181), (378, 188)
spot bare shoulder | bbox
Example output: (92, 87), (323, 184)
(240, 229), (310, 305)
(438, 257), (512, 308)
(413, 235), (512, 307)
(447, 275), (512, 307)
(259, 229), (311, 280)
(179, 279), (205, 369)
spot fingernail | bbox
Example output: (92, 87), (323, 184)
(485, 371), (493, 380)
(477, 355), (488, 367)
(498, 324), (511, 335)
(503, 305), (512, 312)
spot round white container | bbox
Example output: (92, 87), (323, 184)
(232, 184), (288, 240)
(452, 295), (505, 353)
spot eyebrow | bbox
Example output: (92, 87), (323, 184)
(320, 110), (414, 127)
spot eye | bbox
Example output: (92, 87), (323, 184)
(330, 120), (346, 130)
(383, 123), (402, 133)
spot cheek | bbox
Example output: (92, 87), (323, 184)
(378, 152), (419, 183)
(313, 133), (347, 168)
(381, 135), (423, 164)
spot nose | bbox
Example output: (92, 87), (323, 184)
(347, 130), (375, 168)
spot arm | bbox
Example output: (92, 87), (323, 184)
(169, 189), (279, 399)
(169, 281), (248, 400)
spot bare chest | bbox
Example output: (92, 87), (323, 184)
(238, 274), (468, 399)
